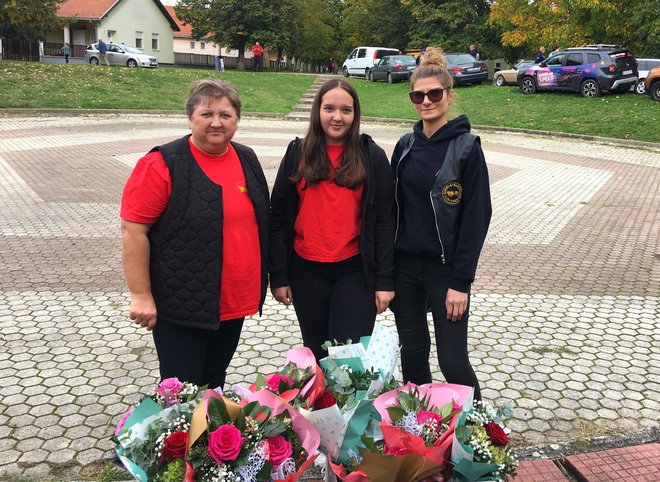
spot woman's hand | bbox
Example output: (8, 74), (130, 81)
(445, 288), (468, 322)
(129, 293), (157, 331)
(272, 286), (293, 305)
(375, 290), (395, 314)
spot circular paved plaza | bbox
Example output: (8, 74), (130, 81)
(0, 113), (658, 480)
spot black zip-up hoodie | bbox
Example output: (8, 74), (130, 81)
(391, 115), (491, 293)
(269, 134), (395, 291)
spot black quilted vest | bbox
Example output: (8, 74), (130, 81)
(147, 136), (269, 330)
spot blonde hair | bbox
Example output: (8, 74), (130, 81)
(410, 47), (453, 89)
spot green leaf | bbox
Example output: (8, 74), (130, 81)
(207, 397), (230, 428)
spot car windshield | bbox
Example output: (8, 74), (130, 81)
(448, 54), (478, 64)
(123, 46), (142, 54)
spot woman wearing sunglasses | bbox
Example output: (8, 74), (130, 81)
(391, 47), (492, 400)
(269, 79), (395, 361)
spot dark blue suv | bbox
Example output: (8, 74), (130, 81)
(517, 45), (638, 98)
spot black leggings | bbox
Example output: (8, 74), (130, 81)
(393, 252), (481, 400)
(289, 253), (376, 361)
(152, 317), (244, 390)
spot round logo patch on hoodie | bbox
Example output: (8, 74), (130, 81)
(442, 182), (462, 205)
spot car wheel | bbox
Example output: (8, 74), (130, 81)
(520, 77), (537, 94)
(366, 70), (373, 82)
(343, 66), (349, 77)
(495, 75), (505, 87)
(89, 57), (99, 65)
(387, 73), (394, 84)
(580, 79), (600, 98)
(635, 79), (646, 95)
(651, 82), (660, 102)
(127, 59), (138, 68)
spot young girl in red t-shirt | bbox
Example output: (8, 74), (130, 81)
(269, 79), (395, 361)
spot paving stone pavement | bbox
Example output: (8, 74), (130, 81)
(0, 112), (658, 481)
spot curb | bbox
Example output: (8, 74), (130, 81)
(516, 426), (660, 461)
(1, 108), (657, 149)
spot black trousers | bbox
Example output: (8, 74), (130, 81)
(289, 253), (376, 361)
(152, 317), (244, 390)
(393, 252), (481, 400)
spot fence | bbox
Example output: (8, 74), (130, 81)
(42, 42), (87, 58)
(1, 39), (40, 61)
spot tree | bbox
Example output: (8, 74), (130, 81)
(340, 0), (412, 51)
(0, 0), (64, 40)
(402, 0), (502, 58)
(295, 0), (338, 68)
(176, 0), (271, 69)
(487, 0), (660, 58)
(257, 0), (305, 70)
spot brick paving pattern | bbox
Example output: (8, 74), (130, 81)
(0, 112), (658, 480)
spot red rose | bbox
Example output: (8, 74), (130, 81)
(208, 424), (245, 463)
(485, 422), (509, 446)
(313, 390), (336, 410)
(267, 434), (293, 468)
(162, 430), (188, 460)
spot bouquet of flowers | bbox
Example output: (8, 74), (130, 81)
(112, 378), (205, 481)
(300, 322), (400, 466)
(329, 383), (474, 482)
(450, 400), (518, 481)
(247, 347), (325, 410)
(185, 388), (320, 481)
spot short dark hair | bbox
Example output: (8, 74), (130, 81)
(185, 79), (242, 118)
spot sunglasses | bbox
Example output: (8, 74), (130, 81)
(408, 88), (448, 104)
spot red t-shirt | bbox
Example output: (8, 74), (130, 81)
(252, 44), (264, 56)
(293, 145), (363, 262)
(120, 139), (261, 321)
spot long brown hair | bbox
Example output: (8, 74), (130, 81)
(290, 79), (365, 189)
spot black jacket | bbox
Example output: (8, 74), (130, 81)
(269, 134), (395, 291)
(148, 135), (269, 330)
(391, 116), (491, 293)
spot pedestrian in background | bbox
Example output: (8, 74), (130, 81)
(251, 41), (264, 71)
(120, 79), (269, 389)
(469, 44), (480, 60)
(61, 42), (71, 63)
(97, 39), (110, 66)
(390, 47), (491, 401)
(269, 79), (395, 361)
(535, 46), (546, 63)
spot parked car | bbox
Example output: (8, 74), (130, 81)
(342, 46), (400, 77)
(634, 58), (660, 94)
(645, 66), (660, 101)
(367, 55), (417, 83)
(518, 45), (637, 98)
(493, 60), (535, 86)
(444, 53), (489, 85)
(84, 43), (158, 68)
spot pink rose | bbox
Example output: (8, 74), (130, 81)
(267, 434), (293, 468)
(417, 410), (443, 428)
(114, 410), (132, 436)
(156, 377), (184, 397)
(208, 424), (245, 463)
(266, 374), (294, 392)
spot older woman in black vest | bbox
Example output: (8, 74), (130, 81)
(120, 79), (269, 389)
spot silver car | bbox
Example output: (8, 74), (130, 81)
(84, 43), (158, 68)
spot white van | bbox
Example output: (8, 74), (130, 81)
(342, 46), (401, 77)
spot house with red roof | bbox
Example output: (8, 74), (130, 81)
(47, 0), (178, 64)
(164, 5), (252, 69)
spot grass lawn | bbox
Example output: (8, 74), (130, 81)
(0, 61), (658, 143)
